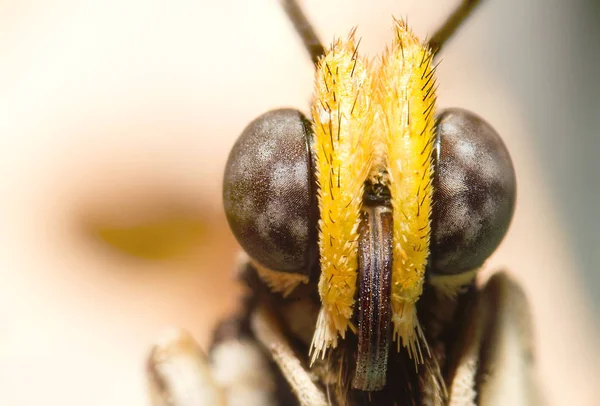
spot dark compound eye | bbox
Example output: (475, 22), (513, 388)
(430, 108), (516, 275)
(223, 108), (317, 275)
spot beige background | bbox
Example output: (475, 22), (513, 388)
(1, 1), (598, 405)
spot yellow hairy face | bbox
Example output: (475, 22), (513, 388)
(310, 20), (437, 362)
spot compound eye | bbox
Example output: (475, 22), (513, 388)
(223, 108), (317, 275)
(430, 108), (516, 275)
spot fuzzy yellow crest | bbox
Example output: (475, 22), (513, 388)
(311, 20), (437, 362)
(378, 20), (436, 361)
(310, 29), (375, 359)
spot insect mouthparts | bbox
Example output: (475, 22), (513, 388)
(353, 182), (394, 391)
(310, 20), (436, 387)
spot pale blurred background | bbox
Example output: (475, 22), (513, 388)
(0, 0), (598, 405)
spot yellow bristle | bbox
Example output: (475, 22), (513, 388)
(309, 20), (437, 364)
(310, 29), (375, 359)
(375, 19), (436, 361)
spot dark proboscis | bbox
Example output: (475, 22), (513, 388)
(353, 203), (393, 391)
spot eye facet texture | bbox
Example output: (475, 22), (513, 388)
(430, 108), (516, 275)
(223, 108), (316, 274)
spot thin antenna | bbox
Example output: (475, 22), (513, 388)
(428, 0), (484, 56)
(280, 0), (326, 65)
